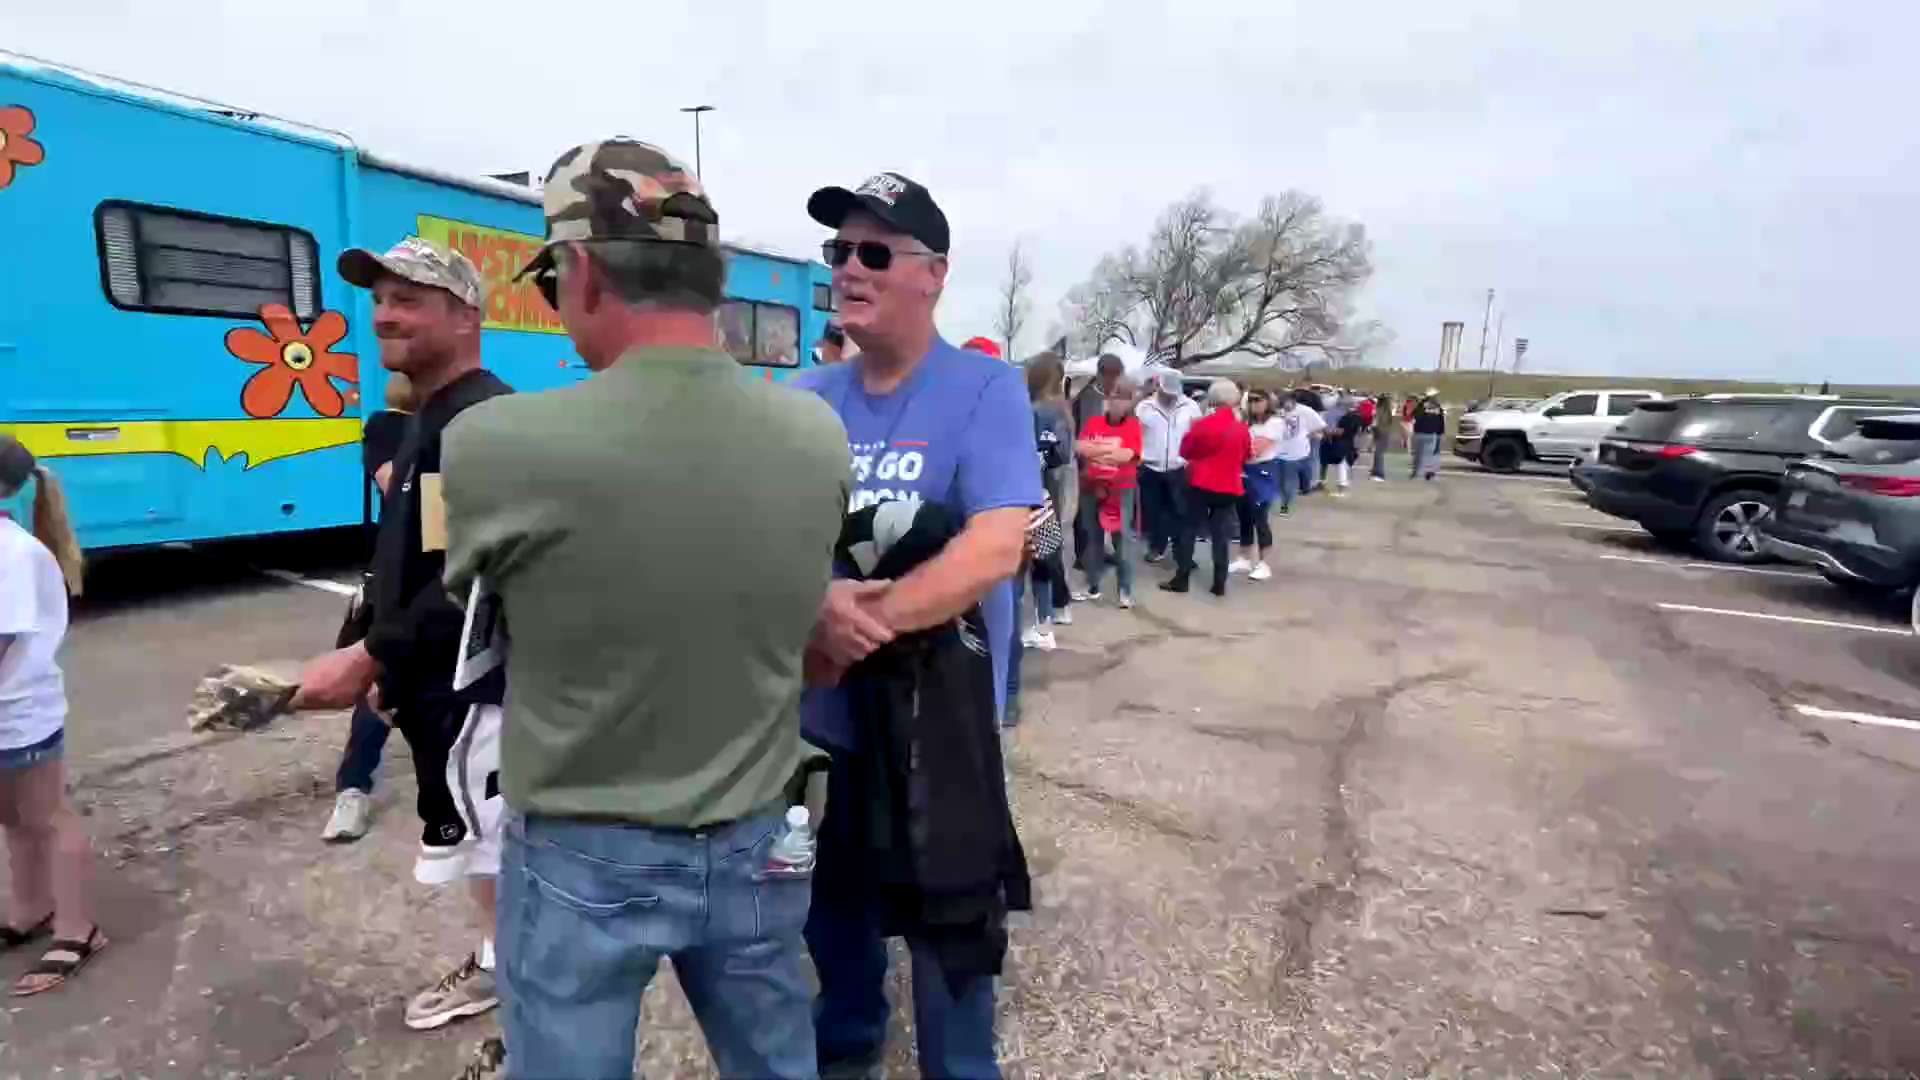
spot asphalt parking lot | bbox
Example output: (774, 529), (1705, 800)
(3, 459), (1919, 1077)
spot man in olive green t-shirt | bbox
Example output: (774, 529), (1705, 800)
(440, 139), (848, 1080)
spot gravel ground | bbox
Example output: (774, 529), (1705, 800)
(4, 465), (1919, 1077)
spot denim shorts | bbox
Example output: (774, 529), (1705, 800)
(0, 729), (64, 772)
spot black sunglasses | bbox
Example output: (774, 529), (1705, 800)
(821, 239), (940, 272)
(533, 265), (559, 311)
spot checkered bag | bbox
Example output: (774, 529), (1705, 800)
(1026, 498), (1063, 560)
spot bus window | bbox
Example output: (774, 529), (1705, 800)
(717, 300), (754, 365)
(812, 282), (836, 312)
(755, 304), (800, 368)
(95, 202), (321, 319)
(717, 300), (802, 368)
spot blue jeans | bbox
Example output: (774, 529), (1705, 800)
(1411, 433), (1441, 478)
(1277, 457), (1314, 511)
(1079, 488), (1136, 596)
(0, 728), (62, 771)
(806, 762), (1001, 1079)
(333, 700), (391, 793)
(499, 810), (815, 1080)
(1007, 569), (1027, 712)
(1137, 467), (1187, 558)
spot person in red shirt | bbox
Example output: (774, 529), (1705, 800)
(1075, 375), (1144, 609)
(1169, 379), (1253, 597)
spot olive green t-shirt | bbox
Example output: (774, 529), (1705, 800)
(441, 347), (848, 827)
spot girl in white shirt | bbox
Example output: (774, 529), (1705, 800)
(0, 436), (105, 995)
(1233, 391), (1285, 580)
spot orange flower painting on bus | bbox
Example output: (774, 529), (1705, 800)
(226, 305), (359, 418)
(0, 106), (47, 190)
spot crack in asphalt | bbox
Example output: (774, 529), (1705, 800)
(1016, 763), (1218, 846)
(1125, 605), (1213, 640)
(82, 729), (250, 786)
(98, 774), (334, 864)
(1191, 722), (1335, 750)
(1271, 662), (1476, 997)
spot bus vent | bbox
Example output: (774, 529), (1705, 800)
(100, 207), (143, 307)
(289, 234), (318, 320)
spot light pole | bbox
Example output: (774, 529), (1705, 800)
(1476, 288), (1494, 370)
(679, 105), (715, 178)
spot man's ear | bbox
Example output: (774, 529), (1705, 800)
(927, 256), (949, 297)
(578, 247), (610, 315)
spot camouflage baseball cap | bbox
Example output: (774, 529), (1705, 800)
(338, 236), (484, 309)
(515, 139), (719, 280)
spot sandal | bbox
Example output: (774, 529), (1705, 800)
(0, 913), (53, 952)
(12, 926), (107, 997)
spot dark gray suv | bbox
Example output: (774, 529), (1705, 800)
(1580, 395), (1920, 563)
(1761, 414), (1920, 604)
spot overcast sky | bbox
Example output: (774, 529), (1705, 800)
(7, 1), (1915, 383)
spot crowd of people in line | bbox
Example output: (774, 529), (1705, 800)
(0, 131), (1456, 1079)
(988, 359), (1449, 715)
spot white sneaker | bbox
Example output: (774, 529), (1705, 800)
(1020, 626), (1058, 651)
(1248, 562), (1273, 581)
(1118, 591), (1135, 609)
(1228, 558), (1253, 574)
(322, 789), (372, 843)
(1053, 607), (1074, 626)
(1372, 475), (1386, 483)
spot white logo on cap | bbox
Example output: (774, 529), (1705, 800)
(855, 174), (908, 206)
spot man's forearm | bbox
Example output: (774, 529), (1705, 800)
(876, 507), (1027, 634)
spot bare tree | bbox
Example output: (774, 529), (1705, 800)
(992, 240), (1034, 359)
(1322, 314), (1397, 368)
(1061, 190), (1373, 369)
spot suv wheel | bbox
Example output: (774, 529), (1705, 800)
(1695, 490), (1774, 564)
(1481, 437), (1525, 473)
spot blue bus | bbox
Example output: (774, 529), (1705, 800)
(0, 54), (835, 553)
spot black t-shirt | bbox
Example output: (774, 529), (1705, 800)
(364, 370), (513, 712)
(361, 410), (409, 480)
(1413, 398), (1447, 435)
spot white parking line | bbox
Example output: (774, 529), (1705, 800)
(1598, 554), (1671, 567)
(1559, 521), (1644, 534)
(1597, 554), (1819, 579)
(1444, 471), (1565, 483)
(259, 568), (358, 598)
(1656, 602), (1909, 636)
(1683, 562), (1818, 579)
(1794, 703), (1920, 733)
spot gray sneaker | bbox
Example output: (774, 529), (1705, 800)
(321, 790), (372, 843)
(406, 954), (498, 1031)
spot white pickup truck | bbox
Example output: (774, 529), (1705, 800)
(1454, 389), (1663, 473)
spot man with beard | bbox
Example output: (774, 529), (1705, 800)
(294, 237), (513, 1034)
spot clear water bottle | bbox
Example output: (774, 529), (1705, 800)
(765, 806), (815, 876)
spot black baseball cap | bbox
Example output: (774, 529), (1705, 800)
(807, 172), (951, 255)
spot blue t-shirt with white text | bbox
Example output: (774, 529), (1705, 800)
(793, 338), (1043, 747)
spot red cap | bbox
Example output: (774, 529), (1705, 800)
(962, 336), (1002, 360)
